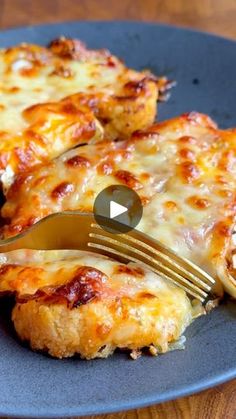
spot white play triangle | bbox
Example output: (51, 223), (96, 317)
(110, 200), (127, 219)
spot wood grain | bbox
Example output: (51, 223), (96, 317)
(0, 1), (235, 418)
(0, 0), (236, 39)
(80, 380), (236, 419)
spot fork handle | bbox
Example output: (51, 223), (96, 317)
(0, 212), (94, 252)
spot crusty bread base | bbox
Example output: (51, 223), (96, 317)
(12, 292), (194, 359)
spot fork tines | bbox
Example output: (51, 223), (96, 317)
(88, 224), (215, 302)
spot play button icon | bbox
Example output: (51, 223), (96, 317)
(93, 185), (143, 234)
(110, 201), (127, 219)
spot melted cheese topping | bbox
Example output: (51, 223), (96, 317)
(0, 37), (159, 187)
(0, 249), (187, 298)
(0, 249), (198, 359)
(2, 112), (236, 297)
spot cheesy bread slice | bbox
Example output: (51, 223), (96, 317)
(2, 112), (236, 297)
(0, 37), (160, 187)
(0, 249), (199, 359)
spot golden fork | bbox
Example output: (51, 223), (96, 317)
(0, 212), (215, 302)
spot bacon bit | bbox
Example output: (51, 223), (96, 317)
(97, 162), (113, 175)
(106, 57), (116, 67)
(6, 223), (24, 235)
(132, 130), (159, 141)
(49, 37), (110, 61)
(9, 215), (40, 235)
(66, 155), (91, 168)
(52, 266), (106, 307)
(124, 78), (147, 95)
(114, 170), (143, 190)
(178, 136), (196, 145)
(99, 117), (111, 125)
(179, 148), (195, 160)
(218, 150), (236, 172)
(49, 37), (86, 59)
(0, 151), (8, 170)
(51, 182), (74, 199)
(179, 161), (200, 183)
(5, 173), (29, 199)
(114, 265), (144, 277)
(214, 221), (231, 237)
(215, 175), (228, 185)
(28, 215), (41, 227)
(186, 195), (211, 210)
(14, 147), (35, 171)
(164, 201), (178, 211)
(139, 292), (156, 299)
(50, 65), (74, 78)
(0, 264), (16, 276)
(61, 102), (80, 114)
(130, 349), (142, 360)
(20, 266), (107, 308)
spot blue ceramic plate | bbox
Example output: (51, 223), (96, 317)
(0, 21), (235, 418)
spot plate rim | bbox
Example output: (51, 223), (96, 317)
(1, 367), (235, 418)
(0, 19), (236, 45)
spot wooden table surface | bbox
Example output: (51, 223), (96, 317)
(0, 0), (236, 418)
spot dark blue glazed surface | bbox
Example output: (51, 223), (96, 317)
(0, 21), (235, 418)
